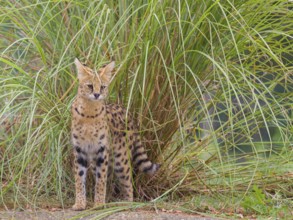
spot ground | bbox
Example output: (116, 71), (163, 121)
(0, 210), (219, 220)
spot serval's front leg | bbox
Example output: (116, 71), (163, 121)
(72, 146), (89, 210)
(92, 140), (109, 207)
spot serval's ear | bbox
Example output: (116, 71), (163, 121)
(100, 61), (115, 85)
(74, 58), (88, 80)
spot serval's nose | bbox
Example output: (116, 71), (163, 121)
(94, 93), (100, 99)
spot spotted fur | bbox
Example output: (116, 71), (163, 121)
(71, 58), (159, 210)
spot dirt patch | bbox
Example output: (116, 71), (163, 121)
(0, 210), (219, 220)
(103, 211), (219, 220)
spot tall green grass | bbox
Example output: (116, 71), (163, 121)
(0, 0), (292, 212)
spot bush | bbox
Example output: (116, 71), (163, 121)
(0, 0), (292, 211)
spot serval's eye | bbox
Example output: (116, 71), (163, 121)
(87, 84), (93, 90)
(100, 85), (106, 91)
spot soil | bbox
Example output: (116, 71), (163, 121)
(0, 210), (220, 220)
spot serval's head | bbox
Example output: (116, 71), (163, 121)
(74, 58), (115, 101)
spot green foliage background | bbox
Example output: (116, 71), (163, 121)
(0, 0), (292, 213)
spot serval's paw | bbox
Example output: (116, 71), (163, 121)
(93, 200), (106, 208)
(72, 202), (86, 211)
